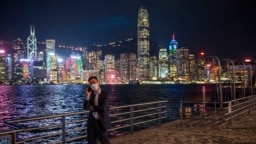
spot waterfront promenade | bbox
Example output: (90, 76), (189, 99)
(110, 110), (256, 144)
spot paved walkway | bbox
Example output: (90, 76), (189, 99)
(110, 110), (256, 144)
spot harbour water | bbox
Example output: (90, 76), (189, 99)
(0, 84), (216, 131)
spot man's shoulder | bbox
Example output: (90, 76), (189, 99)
(100, 89), (108, 97)
(100, 89), (107, 94)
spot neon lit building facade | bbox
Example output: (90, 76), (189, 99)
(188, 54), (196, 81)
(104, 54), (120, 83)
(27, 25), (37, 59)
(137, 6), (150, 81)
(149, 56), (158, 80)
(65, 54), (83, 83)
(20, 59), (31, 79)
(0, 50), (7, 82)
(57, 57), (64, 83)
(158, 48), (169, 79)
(120, 53), (129, 83)
(12, 38), (27, 81)
(129, 53), (137, 81)
(46, 39), (57, 82)
(72, 54), (83, 82)
(88, 51), (97, 70)
(169, 33), (178, 79)
(177, 48), (189, 81)
(197, 52), (206, 81)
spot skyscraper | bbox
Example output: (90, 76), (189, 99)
(159, 48), (168, 79)
(46, 39), (57, 82)
(169, 33), (178, 80)
(27, 25), (37, 59)
(137, 6), (150, 81)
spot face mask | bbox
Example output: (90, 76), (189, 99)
(90, 83), (99, 91)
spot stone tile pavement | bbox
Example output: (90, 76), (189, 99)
(110, 110), (256, 144)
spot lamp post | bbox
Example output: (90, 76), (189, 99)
(224, 59), (236, 100)
(241, 63), (253, 96)
(248, 64), (253, 95)
(241, 63), (246, 97)
(208, 56), (223, 109)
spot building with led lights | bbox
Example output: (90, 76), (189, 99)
(46, 39), (57, 83)
(88, 51), (97, 70)
(27, 25), (37, 59)
(188, 54), (196, 81)
(96, 60), (105, 83)
(158, 48), (169, 79)
(19, 59), (31, 80)
(120, 53), (129, 83)
(65, 54), (83, 83)
(57, 56), (65, 83)
(104, 54), (120, 83)
(129, 53), (137, 81)
(137, 6), (150, 81)
(177, 48), (189, 81)
(169, 34), (178, 79)
(196, 52), (206, 81)
(11, 38), (27, 82)
(149, 56), (158, 80)
(0, 50), (12, 83)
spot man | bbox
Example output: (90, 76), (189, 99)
(84, 76), (111, 144)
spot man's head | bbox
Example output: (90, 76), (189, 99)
(88, 76), (100, 92)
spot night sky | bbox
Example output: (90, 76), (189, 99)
(1, 0), (255, 60)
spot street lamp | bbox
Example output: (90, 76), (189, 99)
(241, 63), (246, 97)
(248, 64), (253, 95)
(241, 62), (253, 96)
(208, 56), (223, 109)
(224, 59), (236, 100)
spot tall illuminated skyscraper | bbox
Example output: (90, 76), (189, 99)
(46, 39), (57, 82)
(137, 6), (150, 81)
(169, 33), (178, 80)
(27, 25), (37, 59)
(159, 48), (168, 79)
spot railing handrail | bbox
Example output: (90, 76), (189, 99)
(1, 100), (168, 143)
(6, 100), (167, 124)
(110, 100), (168, 109)
(223, 94), (256, 104)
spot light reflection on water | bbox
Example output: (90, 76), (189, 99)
(0, 84), (215, 131)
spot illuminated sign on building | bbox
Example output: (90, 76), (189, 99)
(20, 59), (31, 78)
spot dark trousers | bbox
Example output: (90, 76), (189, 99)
(87, 118), (110, 144)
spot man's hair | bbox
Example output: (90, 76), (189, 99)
(88, 76), (98, 82)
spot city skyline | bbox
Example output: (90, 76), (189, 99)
(1, 0), (255, 60)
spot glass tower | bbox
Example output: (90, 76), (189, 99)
(169, 33), (178, 80)
(137, 6), (150, 81)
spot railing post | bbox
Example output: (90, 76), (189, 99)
(130, 106), (134, 134)
(157, 103), (162, 125)
(61, 115), (66, 143)
(228, 101), (233, 125)
(228, 101), (232, 114)
(202, 86), (206, 117)
(179, 100), (183, 121)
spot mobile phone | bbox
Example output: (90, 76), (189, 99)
(87, 87), (92, 92)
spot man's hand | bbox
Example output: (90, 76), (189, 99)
(85, 88), (92, 100)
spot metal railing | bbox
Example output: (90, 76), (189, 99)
(1, 101), (168, 143)
(176, 94), (256, 125)
(222, 94), (256, 123)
